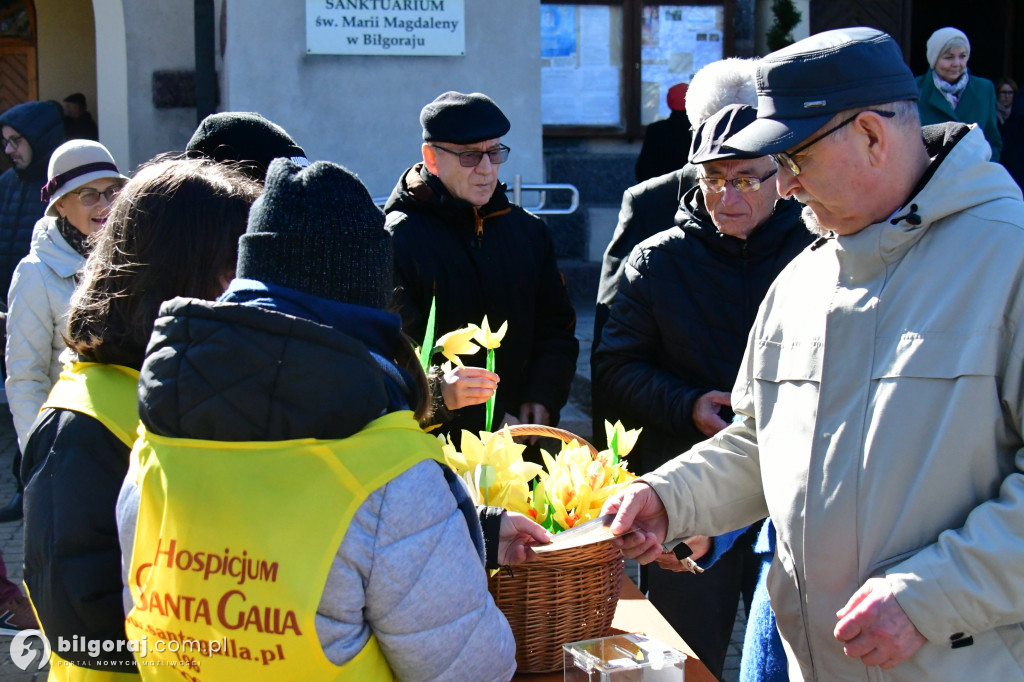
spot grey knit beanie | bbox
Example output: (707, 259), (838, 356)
(236, 158), (392, 309)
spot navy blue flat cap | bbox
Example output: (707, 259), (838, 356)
(727, 27), (919, 155)
(420, 91), (511, 144)
(689, 104), (763, 164)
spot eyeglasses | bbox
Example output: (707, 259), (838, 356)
(431, 143), (510, 167)
(999, 89), (1016, 97)
(69, 184), (124, 207)
(772, 110), (896, 177)
(2, 134), (23, 150)
(698, 168), (777, 194)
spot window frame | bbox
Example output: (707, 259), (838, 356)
(542, 0), (735, 139)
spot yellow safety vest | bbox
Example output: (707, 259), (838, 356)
(35, 362), (142, 682)
(125, 410), (444, 681)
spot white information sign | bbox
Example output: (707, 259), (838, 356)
(306, 0), (465, 56)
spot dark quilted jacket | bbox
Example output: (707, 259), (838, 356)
(383, 164), (578, 440)
(592, 188), (812, 474)
(0, 101), (65, 295)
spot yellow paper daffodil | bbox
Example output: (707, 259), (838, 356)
(436, 325), (481, 367)
(441, 424), (636, 533)
(473, 316), (508, 350)
(605, 420), (642, 459)
(441, 426), (542, 513)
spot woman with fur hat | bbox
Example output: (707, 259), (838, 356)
(21, 158), (260, 679)
(6, 139), (127, 454)
(917, 27), (1002, 161)
(117, 158), (518, 681)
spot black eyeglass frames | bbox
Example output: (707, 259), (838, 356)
(431, 143), (511, 167)
(772, 110), (897, 176)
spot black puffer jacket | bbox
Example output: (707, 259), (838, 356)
(384, 164), (578, 439)
(139, 296), (393, 441)
(0, 101), (65, 294)
(22, 369), (138, 671)
(592, 188), (812, 474)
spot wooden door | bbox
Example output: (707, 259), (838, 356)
(0, 0), (36, 113)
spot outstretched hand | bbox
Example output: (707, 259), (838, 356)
(834, 577), (927, 669)
(498, 511), (552, 565)
(600, 481), (669, 564)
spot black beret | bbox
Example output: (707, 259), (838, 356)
(420, 91), (511, 144)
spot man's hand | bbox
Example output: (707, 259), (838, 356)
(518, 402), (550, 444)
(834, 577), (927, 669)
(440, 366), (499, 410)
(654, 535), (711, 571)
(601, 481), (669, 564)
(693, 390), (732, 437)
(498, 511), (552, 565)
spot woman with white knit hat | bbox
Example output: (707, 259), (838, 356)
(916, 27), (1002, 161)
(5, 139), (127, 453)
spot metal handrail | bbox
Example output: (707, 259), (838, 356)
(509, 174), (579, 215)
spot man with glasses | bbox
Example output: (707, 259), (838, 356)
(0, 102), (65, 316)
(592, 103), (811, 679)
(605, 27), (1024, 680)
(385, 91), (577, 444)
(0, 101), (64, 525)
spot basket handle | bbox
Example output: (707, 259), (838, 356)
(505, 424), (598, 457)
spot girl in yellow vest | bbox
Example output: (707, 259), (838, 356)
(20, 158), (261, 681)
(118, 159), (522, 681)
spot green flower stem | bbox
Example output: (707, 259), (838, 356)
(484, 348), (496, 431)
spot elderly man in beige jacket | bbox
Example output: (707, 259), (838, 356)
(605, 27), (1024, 681)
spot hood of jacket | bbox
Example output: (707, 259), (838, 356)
(829, 122), (1020, 277)
(32, 217), (86, 279)
(383, 162), (512, 226)
(0, 101), (65, 182)
(138, 296), (397, 442)
(675, 182), (806, 259)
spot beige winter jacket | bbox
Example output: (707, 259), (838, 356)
(5, 217), (85, 450)
(645, 124), (1024, 680)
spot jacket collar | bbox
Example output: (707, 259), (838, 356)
(384, 162), (512, 222)
(833, 123), (1018, 278)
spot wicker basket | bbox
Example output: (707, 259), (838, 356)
(488, 425), (625, 673)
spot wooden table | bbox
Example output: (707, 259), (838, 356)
(512, 578), (717, 681)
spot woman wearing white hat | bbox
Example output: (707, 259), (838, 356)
(917, 27), (1002, 161)
(5, 139), (127, 453)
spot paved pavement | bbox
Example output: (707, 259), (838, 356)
(0, 300), (746, 680)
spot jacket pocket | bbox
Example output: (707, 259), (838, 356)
(753, 338), (823, 383)
(871, 331), (1000, 380)
(867, 547), (922, 578)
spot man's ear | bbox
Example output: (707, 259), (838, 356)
(855, 111), (889, 167)
(422, 143), (438, 175)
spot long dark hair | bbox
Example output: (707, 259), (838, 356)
(66, 157), (261, 368)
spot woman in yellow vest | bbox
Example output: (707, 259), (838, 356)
(118, 159), (520, 681)
(20, 158), (261, 680)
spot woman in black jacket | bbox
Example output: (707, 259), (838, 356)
(20, 158), (259, 676)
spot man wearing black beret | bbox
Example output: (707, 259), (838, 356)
(384, 91), (578, 444)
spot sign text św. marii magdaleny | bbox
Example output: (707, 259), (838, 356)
(307, 0), (465, 56)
